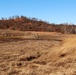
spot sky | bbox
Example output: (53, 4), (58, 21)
(0, 0), (76, 24)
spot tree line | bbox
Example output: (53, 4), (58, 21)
(0, 16), (76, 34)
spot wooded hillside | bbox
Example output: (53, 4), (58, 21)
(0, 16), (76, 34)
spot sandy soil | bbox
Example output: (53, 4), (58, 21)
(0, 29), (76, 75)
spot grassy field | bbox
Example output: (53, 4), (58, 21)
(0, 29), (76, 75)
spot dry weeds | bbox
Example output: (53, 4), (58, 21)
(0, 29), (76, 75)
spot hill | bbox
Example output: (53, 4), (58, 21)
(0, 16), (76, 34)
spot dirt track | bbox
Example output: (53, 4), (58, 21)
(0, 29), (76, 75)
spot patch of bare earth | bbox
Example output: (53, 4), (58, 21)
(0, 29), (76, 75)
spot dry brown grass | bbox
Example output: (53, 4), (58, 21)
(0, 29), (76, 75)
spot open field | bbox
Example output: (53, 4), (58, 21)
(0, 29), (76, 75)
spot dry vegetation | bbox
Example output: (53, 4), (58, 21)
(0, 16), (76, 34)
(0, 29), (76, 75)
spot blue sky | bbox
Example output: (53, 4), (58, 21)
(0, 0), (76, 24)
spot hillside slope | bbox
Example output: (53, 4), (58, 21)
(0, 16), (76, 34)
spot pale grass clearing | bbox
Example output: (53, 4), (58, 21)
(0, 29), (76, 75)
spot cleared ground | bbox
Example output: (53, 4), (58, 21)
(0, 29), (76, 75)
